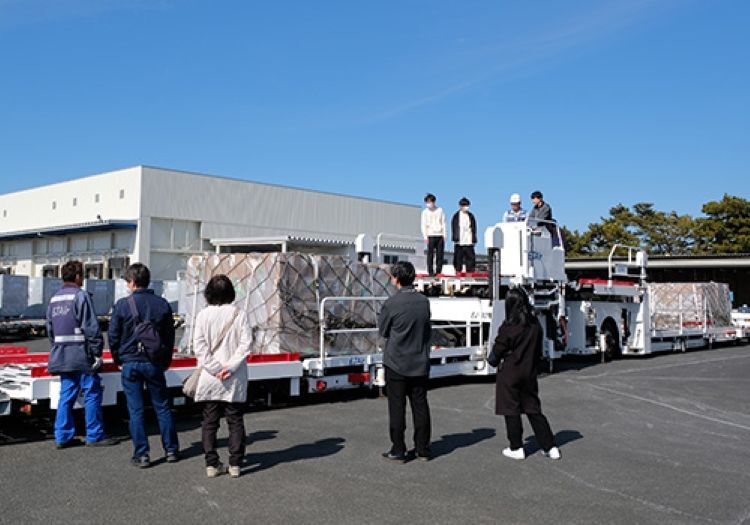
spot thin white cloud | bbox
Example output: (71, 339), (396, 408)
(361, 0), (677, 123)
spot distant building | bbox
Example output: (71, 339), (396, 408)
(0, 166), (422, 280)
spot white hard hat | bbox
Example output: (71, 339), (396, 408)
(509, 193), (521, 204)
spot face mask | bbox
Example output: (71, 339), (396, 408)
(461, 206), (469, 212)
(426, 203), (436, 209)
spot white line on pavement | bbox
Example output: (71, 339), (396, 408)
(567, 380), (750, 432)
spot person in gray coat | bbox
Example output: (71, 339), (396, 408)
(378, 261), (432, 462)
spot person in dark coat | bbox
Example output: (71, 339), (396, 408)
(489, 287), (561, 460)
(451, 197), (477, 273)
(378, 261), (432, 463)
(109, 263), (178, 468)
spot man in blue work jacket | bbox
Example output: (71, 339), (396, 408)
(47, 260), (118, 448)
(108, 263), (178, 468)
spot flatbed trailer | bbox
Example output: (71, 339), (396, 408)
(563, 246), (739, 360)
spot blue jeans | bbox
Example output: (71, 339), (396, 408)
(121, 361), (178, 459)
(55, 372), (106, 444)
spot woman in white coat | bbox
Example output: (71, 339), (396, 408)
(193, 275), (252, 478)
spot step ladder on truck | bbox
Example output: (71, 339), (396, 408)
(482, 219), (569, 373)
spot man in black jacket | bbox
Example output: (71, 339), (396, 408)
(378, 261), (432, 462)
(109, 263), (178, 468)
(451, 197), (477, 273)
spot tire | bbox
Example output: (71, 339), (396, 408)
(601, 321), (621, 362)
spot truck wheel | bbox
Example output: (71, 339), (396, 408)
(602, 321), (621, 362)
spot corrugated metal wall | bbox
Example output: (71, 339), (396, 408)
(140, 166), (421, 241)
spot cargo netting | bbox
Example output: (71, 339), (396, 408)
(648, 282), (732, 331)
(179, 253), (396, 357)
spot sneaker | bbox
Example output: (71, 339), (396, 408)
(131, 455), (151, 469)
(543, 447), (561, 460)
(165, 452), (179, 463)
(228, 466), (241, 478)
(56, 438), (83, 450)
(207, 463), (226, 478)
(85, 437), (119, 447)
(502, 447), (526, 460)
(381, 451), (407, 464)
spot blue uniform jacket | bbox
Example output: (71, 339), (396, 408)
(108, 289), (175, 366)
(46, 285), (104, 374)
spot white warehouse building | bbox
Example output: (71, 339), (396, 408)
(0, 166), (422, 280)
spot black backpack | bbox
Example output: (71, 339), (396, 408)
(126, 295), (173, 369)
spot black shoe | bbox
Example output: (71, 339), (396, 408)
(56, 438), (83, 450)
(131, 456), (151, 469)
(165, 452), (179, 463)
(85, 437), (120, 447)
(409, 449), (432, 462)
(381, 451), (407, 463)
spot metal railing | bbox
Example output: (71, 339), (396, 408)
(316, 295), (489, 374)
(607, 244), (647, 285)
(318, 296), (389, 370)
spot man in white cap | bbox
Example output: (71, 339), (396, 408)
(502, 194), (527, 222)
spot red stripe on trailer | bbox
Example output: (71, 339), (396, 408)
(454, 272), (489, 278)
(247, 353), (300, 363)
(29, 362), (121, 378)
(168, 357), (199, 368)
(348, 372), (370, 384)
(0, 354), (49, 365)
(0, 346), (29, 355)
(578, 278), (637, 287)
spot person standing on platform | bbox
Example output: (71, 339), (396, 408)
(421, 193), (447, 276)
(451, 197), (477, 273)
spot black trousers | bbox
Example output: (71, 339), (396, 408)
(453, 245), (476, 273)
(385, 367), (431, 456)
(202, 401), (246, 467)
(504, 413), (555, 452)
(427, 236), (445, 276)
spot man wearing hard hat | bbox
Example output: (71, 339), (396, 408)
(502, 194), (527, 222)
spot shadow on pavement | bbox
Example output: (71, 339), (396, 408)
(244, 437), (346, 474)
(524, 429), (583, 455)
(430, 427), (496, 459)
(178, 429), (279, 460)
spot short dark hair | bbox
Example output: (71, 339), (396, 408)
(61, 261), (83, 282)
(390, 261), (416, 287)
(204, 275), (236, 305)
(424, 193), (436, 203)
(459, 197), (470, 206)
(125, 263), (150, 288)
(531, 191), (543, 200)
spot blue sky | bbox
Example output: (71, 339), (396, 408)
(1, 0), (748, 233)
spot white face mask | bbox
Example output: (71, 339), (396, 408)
(461, 206), (469, 212)
(426, 203), (436, 209)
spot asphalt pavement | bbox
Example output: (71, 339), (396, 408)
(1, 343), (749, 524)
